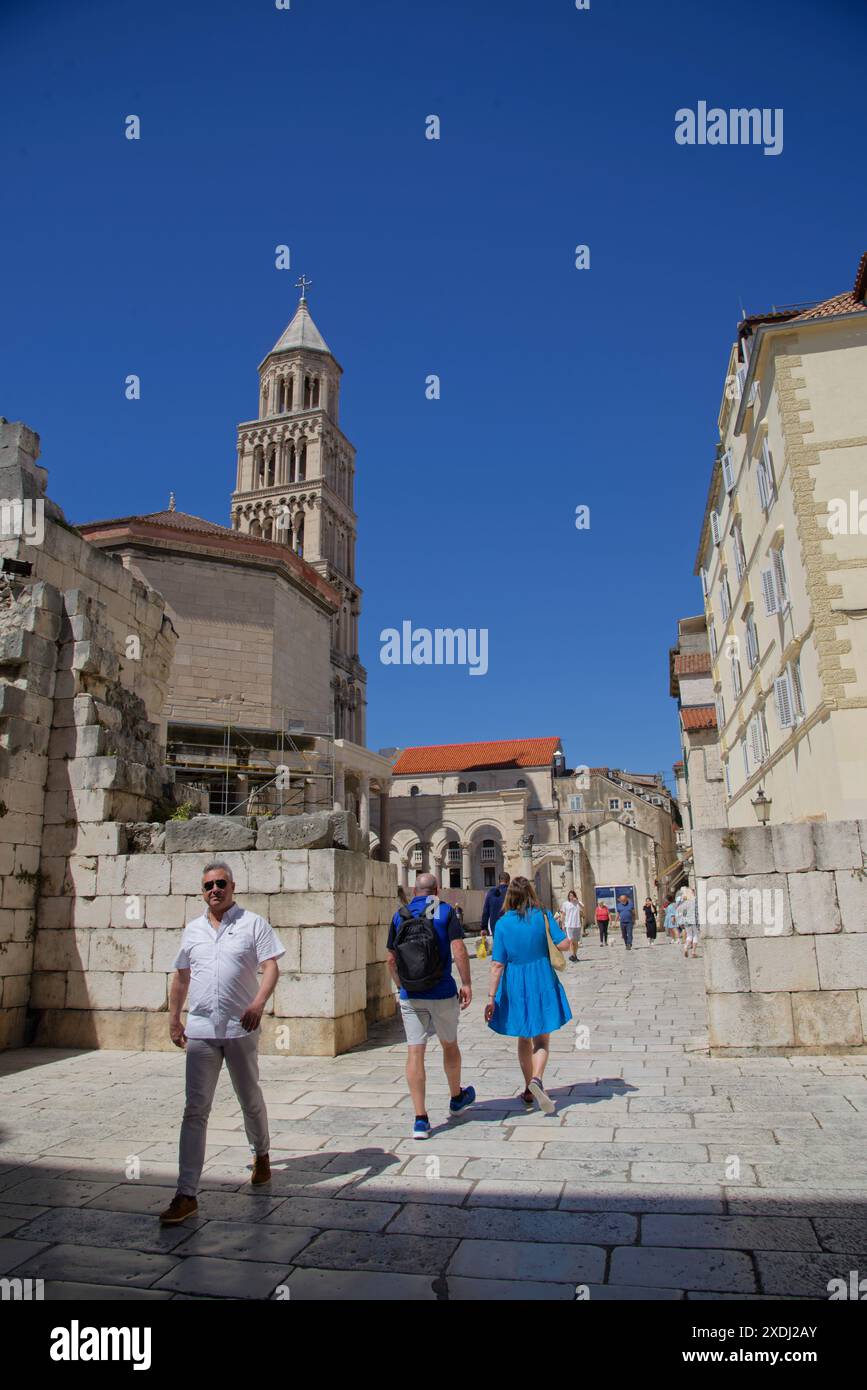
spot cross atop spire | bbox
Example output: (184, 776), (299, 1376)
(295, 274), (313, 302)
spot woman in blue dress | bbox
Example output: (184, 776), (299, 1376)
(483, 876), (573, 1114)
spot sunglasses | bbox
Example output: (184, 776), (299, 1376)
(203, 879), (228, 891)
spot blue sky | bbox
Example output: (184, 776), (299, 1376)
(2, 0), (865, 783)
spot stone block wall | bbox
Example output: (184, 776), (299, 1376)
(30, 839), (397, 1056)
(695, 820), (867, 1054)
(0, 420), (177, 1048)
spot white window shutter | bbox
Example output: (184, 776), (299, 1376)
(700, 566), (708, 597)
(790, 659), (805, 717)
(736, 365), (747, 399)
(757, 457), (769, 510)
(741, 738), (750, 777)
(774, 674), (794, 729)
(709, 623), (718, 659)
(748, 381), (759, 407)
(722, 450), (735, 494)
(761, 438), (777, 501)
(711, 511), (721, 545)
(773, 547), (789, 604)
(724, 761), (731, 795)
(750, 717), (764, 765)
(761, 567), (779, 616)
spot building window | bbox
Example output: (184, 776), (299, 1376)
(708, 622), (718, 660)
(732, 658), (742, 699)
(745, 609), (759, 669)
(457, 782), (467, 793)
(720, 574), (732, 624)
(623, 800), (633, 810)
(716, 692), (726, 729)
(732, 523), (746, 583)
(568, 794), (583, 811)
(774, 671), (795, 729)
(409, 786), (420, 797)
(724, 761), (731, 796)
(608, 798), (620, 811)
(773, 546), (789, 608)
(481, 839), (497, 863)
(467, 781), (478, 792)
(741, 736), (750, 778)
(516, 779), (526, 788)
(411, 845), (423, 866)
(791, 656), (806, 717)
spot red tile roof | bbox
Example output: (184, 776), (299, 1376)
(674, 652), (712, 676)
(392, 737), (561, 775)
(681, 705), (718, 732)
(78, 511), (340, 611)
(790, 290), (867, 323)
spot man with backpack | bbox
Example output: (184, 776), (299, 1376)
(386, 871), (475, 1139)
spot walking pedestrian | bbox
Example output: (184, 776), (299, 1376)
(481, 871), (510, 950)
(386, 872), (475, 1139)
(616, 894), (635, 950)
(679, 886), (700, 958)
(160, 862), (285, 1225)
(643, 897), (658, 943)
(560, 889), (583, 962)
(663, 896), (678, 942)
(484, 876), (573, 1114)
(595, 899), (610, 946)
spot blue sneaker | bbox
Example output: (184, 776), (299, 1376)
(449, 1085), (476, 1117)
(412, 1116), (431, 1140)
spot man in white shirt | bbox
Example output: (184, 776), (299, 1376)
(560, 890), (584, 962)
(159, 861), (285, 1225)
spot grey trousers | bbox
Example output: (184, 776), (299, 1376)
(178, 1033), (270, 1197)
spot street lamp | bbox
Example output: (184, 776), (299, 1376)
(751, 787), (772, 825)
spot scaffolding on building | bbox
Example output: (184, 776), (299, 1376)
(164, 698), (335, 817)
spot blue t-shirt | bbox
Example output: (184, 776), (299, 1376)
(387, 895), (463, 1001)
(617, 903), (635, 928)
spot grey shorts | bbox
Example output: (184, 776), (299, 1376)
(399, 993), (461, 1045)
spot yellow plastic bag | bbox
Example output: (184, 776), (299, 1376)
(476, 935), (488, 960)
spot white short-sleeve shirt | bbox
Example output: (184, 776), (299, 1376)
(561, 900), (582, 933)
(172, 903), (285, 1039)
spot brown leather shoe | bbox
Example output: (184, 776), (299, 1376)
(159, 1193), (198, 1225)
(251, 1153), (271, 1185)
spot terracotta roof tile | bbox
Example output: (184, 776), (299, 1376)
(392, 737), (560, 775)
(681, 705), (718, 732)
(139, 509), (237, 536)
(674, 652), (712, 676)
(790, 290), (867, 323)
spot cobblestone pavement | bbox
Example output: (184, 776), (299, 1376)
(2, 931), (867, 1300)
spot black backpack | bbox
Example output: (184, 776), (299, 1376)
(393, 901), (445, 993)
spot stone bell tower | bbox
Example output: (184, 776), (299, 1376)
(230, 279), (366, 744)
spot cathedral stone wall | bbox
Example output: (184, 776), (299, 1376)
(123, 550), (333, 727)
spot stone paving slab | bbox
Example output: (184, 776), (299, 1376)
(285, 1268), (436, 1300)
(2, 941), (866, 1299)
(151, 1255), (291, 1299)
(447, 1237), (605, 1284)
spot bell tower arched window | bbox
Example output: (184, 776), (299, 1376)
(298, 443), (307, 481)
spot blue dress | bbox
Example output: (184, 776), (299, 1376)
(488, 908), (573, 1038)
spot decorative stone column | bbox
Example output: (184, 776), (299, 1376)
(461, 843), (472, 891)
(562, 854), (574, 894)
(333, 766), (345, 812)
(400, 858), (409, 891)
(358, 775), (370, 835)
(520, 832), (535, 880)
(377, 785), (390, 863)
